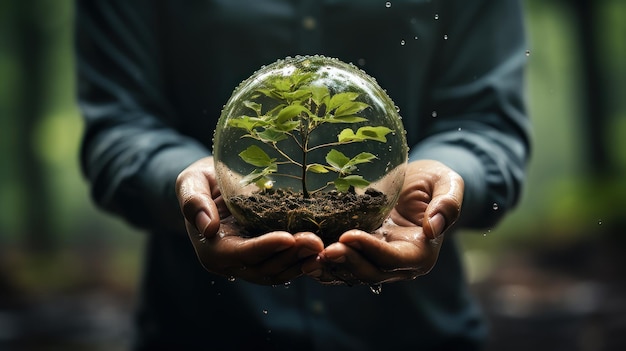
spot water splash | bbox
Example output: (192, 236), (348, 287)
(369, 284), (382, 295)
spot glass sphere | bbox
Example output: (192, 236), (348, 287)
(213, 55), (408, 243)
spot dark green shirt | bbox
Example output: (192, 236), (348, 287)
(76, 0), (530, 350)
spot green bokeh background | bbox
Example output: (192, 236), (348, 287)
(1, 1), (625, 350)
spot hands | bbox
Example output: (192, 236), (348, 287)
(301, 160), (464, 285)
(176, 157), (324, 285)
(176, 157), (463, 286)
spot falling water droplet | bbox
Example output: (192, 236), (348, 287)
(262, 309), (268, 315)
(400, 39), (406, 46)
(369, 284), (382, 295)
(457, 127), (462, 131)
(525, 50), (531, 57)
(431, 111), (438, 117)
(414, 36), (418, 40)
(598, 219), (602, 225)
(434, 14), (439, 20)
(385, 1), (392, 8)
(395, 105), (401, 112)
(227, 276), (236, 282)
(443, 34), (448, 40)
(492, 203), (499, 210)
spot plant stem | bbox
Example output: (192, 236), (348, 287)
(301, 113), (310, 198)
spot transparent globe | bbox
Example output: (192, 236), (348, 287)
(213, 55), (408, 243)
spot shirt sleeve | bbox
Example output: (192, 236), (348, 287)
(410, 0), (531, 229)
(75, 0), (210, 233)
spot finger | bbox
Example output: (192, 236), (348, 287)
(317, 243), (419, 285)
(176, 174), (221, 237)
(423, 170), (464, 238)
(337, 229), (426, 272)
(225, 231), (296, 266)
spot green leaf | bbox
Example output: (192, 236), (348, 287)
(255, 88), (282, 100)
(271, 77), (293, 91)
(328, 115), (369, 124)
(338, 126), (393, 142)
(272, 120), (300, 132)
(334, 175), (370, 192)
(255, 128), (288, 142)
(292, 72), (314, 88)
(334, 101), (370, 117)
(276, 104), (310, 124)
(346, 152), (377, 167)
(282, 89), (312, 101)
(325, 149), (350, 171)
(240, 164), (277, 186)
(227, 116), (263, 131)
(238, 145), (275, 167)
(243, 100), (262, 115)
(337, 128), (358, 142)
(307, 164), (330, 173)
(309, 85), (330, 107)
(356, 126), (393, 142)
(328, 92), (359, 111)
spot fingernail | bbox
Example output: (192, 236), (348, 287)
(428, 213), (446, 238)
(195, 211), (212, 234)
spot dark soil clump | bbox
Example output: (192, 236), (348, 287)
(228, 188), (389, 244)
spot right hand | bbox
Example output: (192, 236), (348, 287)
(175, 157), (324, 285)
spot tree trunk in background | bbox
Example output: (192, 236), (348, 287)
(570, 0), (612, 175)
(15, 1), (55, 251)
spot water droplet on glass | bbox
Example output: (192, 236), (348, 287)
(434, 14), (439, 20)
(525, 50), (531, 57)
(492, 203), (499, 210)
(369, 284), (382, 295)
(443, 34), (448, 40)
(431, 111), (438, 118)
(385, 1), (392, 8)
(400, 39), (406, 46)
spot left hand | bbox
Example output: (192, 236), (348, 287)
(301, 160), (464, 285)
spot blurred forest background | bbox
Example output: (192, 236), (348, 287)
(1, 1), (625, 350)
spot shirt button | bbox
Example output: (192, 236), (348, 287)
(302, 16), (317, 30)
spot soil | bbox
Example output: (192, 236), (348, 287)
(227, 187), (389, 244)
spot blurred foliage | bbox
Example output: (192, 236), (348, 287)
(0, 0), (625, 294)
